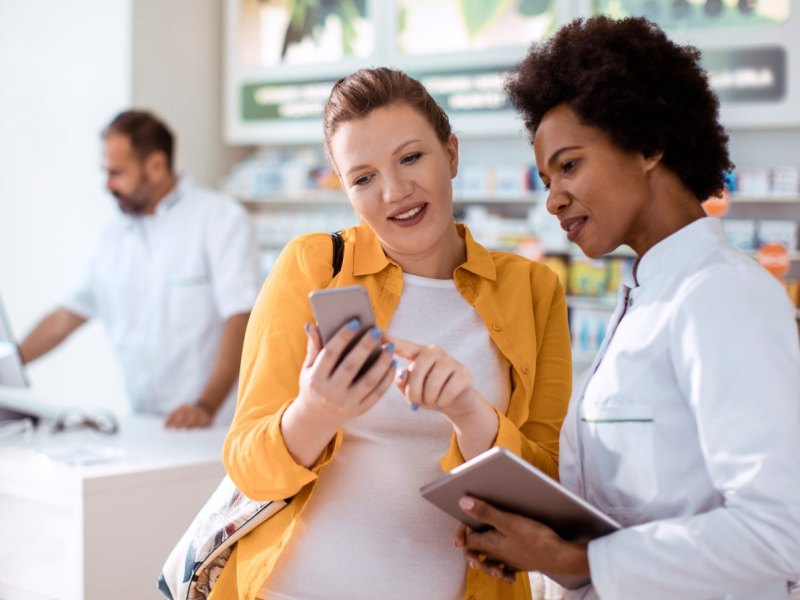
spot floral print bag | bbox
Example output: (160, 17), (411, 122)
(157, 475), (288, 600)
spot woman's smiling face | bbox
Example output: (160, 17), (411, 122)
(328, 102), (462, 275)
(534, 103), (658, 258)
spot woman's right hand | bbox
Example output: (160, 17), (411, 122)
(297, 319), (397, 425)
(282, 320), (396, 467)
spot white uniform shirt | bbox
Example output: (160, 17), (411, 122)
(61, 177), (261, 419)
(559, 218), (800, 599)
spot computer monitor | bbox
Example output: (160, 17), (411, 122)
(0, 294), (41, 423)
(0, 293), (28, 388)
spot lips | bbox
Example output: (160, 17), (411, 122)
(388, 203), (427, 226)
(560, 216), (587, 243)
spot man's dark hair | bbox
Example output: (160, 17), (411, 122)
(103, 110), (175, 171)
(505, 16), (733, 201)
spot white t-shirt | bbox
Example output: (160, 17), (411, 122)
(61, 176), (261, 419)
(559, 218), (800, 599)
(260, 273), (511, 600)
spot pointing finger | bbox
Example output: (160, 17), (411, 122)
(385, 335), (421, 360)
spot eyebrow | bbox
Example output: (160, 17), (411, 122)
(540, 145), (582, 178)
(344, 139), (422, 178)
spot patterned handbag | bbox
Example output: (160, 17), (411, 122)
(157, 474), (288, 600)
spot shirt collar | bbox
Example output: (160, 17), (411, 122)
(352, 222), (497, 281)
(154, 175), (185, 215)
(634, 217), (725, 286)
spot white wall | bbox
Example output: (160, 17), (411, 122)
(132, 0), (249, 188)
(0, 0), (132, 413)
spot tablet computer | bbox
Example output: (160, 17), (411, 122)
(420, 446), (621, 589)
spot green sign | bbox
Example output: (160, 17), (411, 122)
(240, 66), (513, 123)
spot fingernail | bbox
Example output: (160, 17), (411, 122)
(459, 497), (474, 510)
(396, 368), (407, 380)
(304, 322), (311, 333)
(370, 327), (382, 340)
(410, 403), (420, 411)
(390, 359), (397, 369)
(468, 559), (480, 569)
(347, 319), (359, 331)
(385, 341), (395, 353)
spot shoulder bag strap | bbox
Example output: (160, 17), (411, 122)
(331, 231), (344, 278)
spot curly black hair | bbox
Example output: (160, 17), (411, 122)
(505, 16), (733, 202)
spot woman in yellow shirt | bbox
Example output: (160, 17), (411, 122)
(214, 67), (572, 600)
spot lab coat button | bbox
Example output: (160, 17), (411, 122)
(522, 365), (530, 374)
(492, 323), (502, 331)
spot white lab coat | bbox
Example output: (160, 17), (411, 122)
(62, 176), (261, 420)
(560, 218), (800, 599)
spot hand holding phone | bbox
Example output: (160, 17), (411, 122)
(282, 286), (398, 468)
(309, 285), (384, 382)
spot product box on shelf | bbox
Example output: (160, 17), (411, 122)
(569, 307), (611, 361)
(770, 166), (800, 197)
(757, 220), (798, 251)
(723, 219), (758, 252)
(567, 258), (609, 297)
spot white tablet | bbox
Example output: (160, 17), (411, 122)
(420, 446), (621, 589)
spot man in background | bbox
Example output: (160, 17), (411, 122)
(19, 110), (260, 429)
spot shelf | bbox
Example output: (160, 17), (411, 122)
(455, 193), (546, 205)
(567, 295), (618, 310)
(239, 191), (349, 206)
(730, 194), (800, 204)
(572, 351), (597, 365)
(238, 191), (799, 207)
(238, 191), (548, 206)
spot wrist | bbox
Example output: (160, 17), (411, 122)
(194, 399), (216, 418)
(556, 541), (590, 577)
(447, 394), (495, 432)
(286, 396), (342, 438)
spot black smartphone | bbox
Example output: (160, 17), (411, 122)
(308, 285), (383, 381)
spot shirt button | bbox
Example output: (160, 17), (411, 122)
(492, 323), (502, 331)
(522, 365), (530, 374)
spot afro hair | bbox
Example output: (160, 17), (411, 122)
(506, 16), (733, 201)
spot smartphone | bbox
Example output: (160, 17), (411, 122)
(308, 285), (382, 381)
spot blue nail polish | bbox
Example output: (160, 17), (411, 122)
(386, 342), (395, 353)
(411, 403), (420, 411)
(370, 327), (382, 340)
(390, 359), (397, 369)
(347, 318), (359, 331)
(304, 322), (310, 333)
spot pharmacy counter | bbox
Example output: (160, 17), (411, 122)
(0, 414), (227, 600)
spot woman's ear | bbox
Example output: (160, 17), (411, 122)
(447, 134), (459, 178)
(643, 150), (664, 173)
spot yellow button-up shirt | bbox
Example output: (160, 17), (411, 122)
(215, 223), (572, 600)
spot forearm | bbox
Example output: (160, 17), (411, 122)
(18, 308), (86, 363)
(195, 313), (249, 414)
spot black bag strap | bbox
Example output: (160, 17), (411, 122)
(331, 231), (344, 278)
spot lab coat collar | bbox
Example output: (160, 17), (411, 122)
(634, 217), (725, 287)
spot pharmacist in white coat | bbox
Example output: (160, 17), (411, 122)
(20, 111), (261, 429)
(456, 16), (800, 599)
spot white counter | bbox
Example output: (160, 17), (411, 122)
(0, 414), (227, 600)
